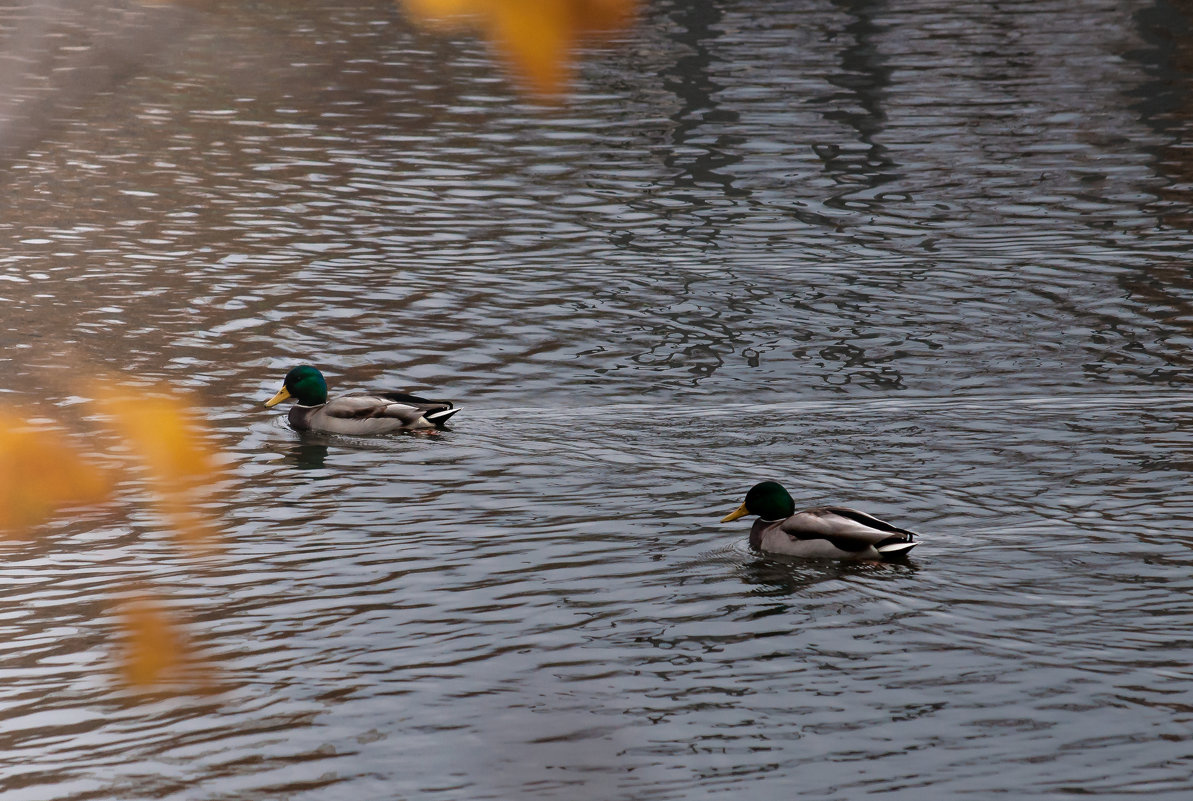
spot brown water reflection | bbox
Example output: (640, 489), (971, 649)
(1, 1), (1193, 799)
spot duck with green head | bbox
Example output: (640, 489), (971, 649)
(721, 481), (918, 560)
(265, 365), (459, 435)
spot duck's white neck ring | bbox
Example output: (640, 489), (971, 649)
(759, 516), (785, 523)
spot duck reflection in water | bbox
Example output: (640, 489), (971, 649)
(740, 555), (918, 602)
(288, 437), (330, 470)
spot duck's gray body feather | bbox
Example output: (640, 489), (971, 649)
(289, 391), (458, 435)
(752, 506), (917, 560)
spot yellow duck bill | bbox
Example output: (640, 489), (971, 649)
(721, 504), (749, 523)
(264, 386), (290, 408)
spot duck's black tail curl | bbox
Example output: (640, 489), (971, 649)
(425, 406), (460, 428)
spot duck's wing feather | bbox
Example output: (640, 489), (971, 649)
(372, 391), (459, 424)
(323, 392), (458, 428)
(780, 506), (917, 553)
(373, 390), (450, 406)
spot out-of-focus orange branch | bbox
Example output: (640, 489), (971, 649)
(401, 0), (638, 96)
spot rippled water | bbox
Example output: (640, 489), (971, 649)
(2, 0), (1193, 798)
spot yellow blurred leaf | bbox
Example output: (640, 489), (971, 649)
(116, 593), (212, 690)
(0, 412), (109, 537)
(489, 0), (572, 96)
(96, 386), (224, 554)
(401, 0), (637, 96)
(401, 0), (480, 26)
(570, 0), (637, 31)
(97, 392), (212, 482)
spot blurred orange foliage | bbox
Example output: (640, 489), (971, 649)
(0, 412), (109, 536)
(96, 386), (225, 556)
(116, 593), (213, 690)
(94, 386), (224, 694)
(0, 378), (226, 694)
(400, 0), (638, 96)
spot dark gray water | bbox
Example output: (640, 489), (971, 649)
(2, 0), (1193, 798)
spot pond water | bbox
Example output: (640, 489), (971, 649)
(1, 0), (1193, 798)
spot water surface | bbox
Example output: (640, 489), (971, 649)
(1, 0), (1193, 798)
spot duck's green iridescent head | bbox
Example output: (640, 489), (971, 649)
(265, 365), (328, 407)
(721, 481), (796, 523)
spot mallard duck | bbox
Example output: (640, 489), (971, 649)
(721, 481), (918, 560)
(264, 365), (459, 434)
